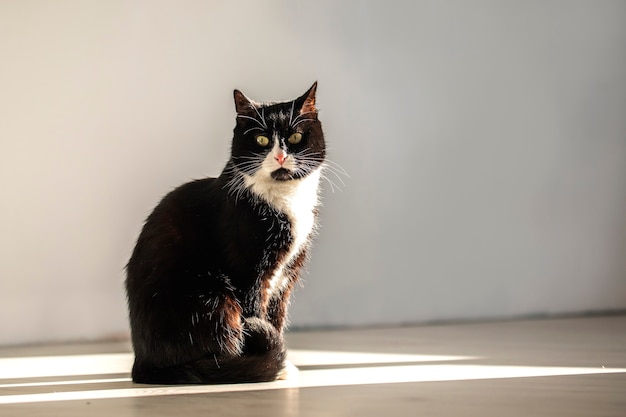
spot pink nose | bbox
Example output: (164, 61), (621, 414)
(276, 152), (287, 165)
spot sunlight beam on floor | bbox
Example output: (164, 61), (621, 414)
(0, 350), (476, 380)
(1, 350), (624, 405)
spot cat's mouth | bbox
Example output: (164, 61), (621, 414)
(271, 168), (295, 181)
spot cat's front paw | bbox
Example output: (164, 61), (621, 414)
(276, 360), (299, 381)
(242, 317), (283, 355)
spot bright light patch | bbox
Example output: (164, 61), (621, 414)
(0, 354), (133, 380)
(0, 350), (624, 405)
(0, 350), (472, 380)
(287, 350), (475, 366)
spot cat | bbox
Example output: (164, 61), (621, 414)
(125, 82), (325, 384)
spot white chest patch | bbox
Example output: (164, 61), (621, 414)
(243, 161), (322, 298)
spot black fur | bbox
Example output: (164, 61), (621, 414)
(125, 83), (324, 384)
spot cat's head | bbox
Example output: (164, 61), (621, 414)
(230, 82), (325, 183)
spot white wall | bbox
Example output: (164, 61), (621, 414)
(1, 0), (625, 345)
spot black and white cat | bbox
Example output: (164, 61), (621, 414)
(125, 83), (325, 384)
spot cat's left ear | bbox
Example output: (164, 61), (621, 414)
(234, 89), (256, 115)
(296, 82), (318, 115)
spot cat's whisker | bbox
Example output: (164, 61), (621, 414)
(236, 114), (263, 127)
(236, 155), (266, 163)
(222, 163), (256, 203)
(241, 102), (269, 130)
(320, 170), (344, 193)
(290, 111), (316, 127)
(291, 118), (312, 128)
(259, 107), (268, 129)
(323, 166), (348, 187)
(296, 156), (348, 192)
(320, 172), (339, 193)
(288, 101), (295, 127)
(232, 162), (260, 173)
(244, 126), (264, 135)
(323, 159), (350, 178)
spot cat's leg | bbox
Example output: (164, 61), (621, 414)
(266, 250), (307, 332)
(240, 316), (292, 381)
(266, 284), (295, 332)
(201, 292), (245, 357)
(130, 289), (246, 384)
(265, 287), (300, 381)
(183, 272), (246, 358)
(241, 316), (283, 355)
(135, 290), (244, 360)
(264, 252), (307, 381)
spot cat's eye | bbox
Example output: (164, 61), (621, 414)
(256, 135), (270, 147)
(288, 132), (302, 145)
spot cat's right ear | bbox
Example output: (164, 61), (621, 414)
(234, 89), (255, 115)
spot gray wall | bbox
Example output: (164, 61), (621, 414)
(1, 0), (625, 345)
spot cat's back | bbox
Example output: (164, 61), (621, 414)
(127, 177), (224, 276)
(155, 176), (221, 214)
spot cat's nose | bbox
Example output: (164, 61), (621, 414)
(275, 151), (287, 166)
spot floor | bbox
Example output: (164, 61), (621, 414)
(0, 315), (625, 416)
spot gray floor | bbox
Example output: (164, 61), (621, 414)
(1, 315), (625, 416)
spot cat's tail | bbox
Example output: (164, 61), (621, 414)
(131, 317), (287, 385)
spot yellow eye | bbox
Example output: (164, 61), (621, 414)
(256, 135), (270, 147)
(288, 132), (302, 144)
